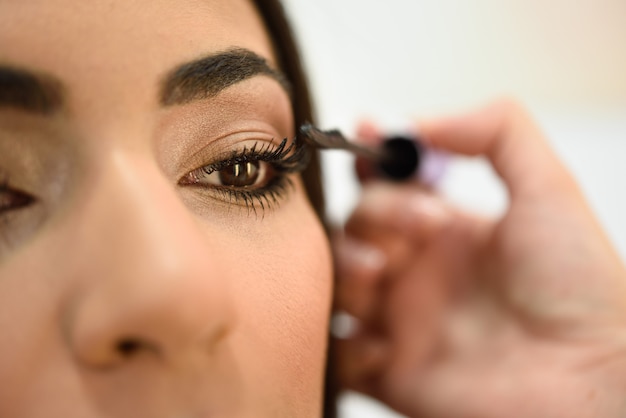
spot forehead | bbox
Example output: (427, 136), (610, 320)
(0, 0), (276, 105)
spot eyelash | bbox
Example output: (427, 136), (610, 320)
(179, 137), (311, 215)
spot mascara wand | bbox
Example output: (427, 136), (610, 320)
(299, 124), (423, 182)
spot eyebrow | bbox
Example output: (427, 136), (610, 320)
(160, 48), (291, 106)
(0, 48), (289, 115)
(0, 66), (65, 114)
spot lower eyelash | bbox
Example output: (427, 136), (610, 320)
(214, 175), (293, 217)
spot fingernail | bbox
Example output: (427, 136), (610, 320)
(407, 194), (450, 226)
(331, 311), (360, 339)
(336, 237), (386, 272)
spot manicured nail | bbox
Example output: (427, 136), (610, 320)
(407, 194), (451, 226)
(336, 237), (386, 272)
(330, 310), (360, 339)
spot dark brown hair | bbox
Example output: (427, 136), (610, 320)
(250, 1), (337, 417)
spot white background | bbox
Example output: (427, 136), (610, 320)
(280, 1), (626, 417)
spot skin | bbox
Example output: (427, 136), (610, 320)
(335, 100), (626, 417)
(4, 1), (624, 417)
(0, 1), (332, 417)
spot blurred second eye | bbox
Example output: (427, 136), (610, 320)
(0, 185), (35, 214)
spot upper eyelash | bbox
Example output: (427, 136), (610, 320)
(199, 136), (311, 176)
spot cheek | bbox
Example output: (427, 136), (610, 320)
(224, 193), (333, 407)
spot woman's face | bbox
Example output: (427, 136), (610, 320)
(0, 1), (332, 417)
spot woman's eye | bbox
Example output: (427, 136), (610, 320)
(0, 187), (34, 214)
(181, 159), (275, 189)
(178, 139), (308, 212)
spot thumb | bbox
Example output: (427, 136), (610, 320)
(419, 99), (578, 201)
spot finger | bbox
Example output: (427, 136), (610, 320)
(418, 98), (578, 200)
(333, 235), (387, 319)
(355, 119), (383, 146)
(355, 120), (384, 182)
(345, 182), (453, 243)
(334, 332), (389, 394)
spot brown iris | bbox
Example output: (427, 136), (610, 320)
(218, 161), (260, 187)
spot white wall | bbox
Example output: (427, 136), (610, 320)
(280, 1), (626, 417)
(282, 0), (626, 113)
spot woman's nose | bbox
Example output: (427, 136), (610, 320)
(66, 152), (235, 370)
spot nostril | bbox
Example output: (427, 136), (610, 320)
(117, 339), (142, 357)
(115, 338), (159, 359)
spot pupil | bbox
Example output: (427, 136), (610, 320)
(219, 161), (260, 187)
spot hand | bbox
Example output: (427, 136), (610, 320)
(333, 100), (626, 418)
